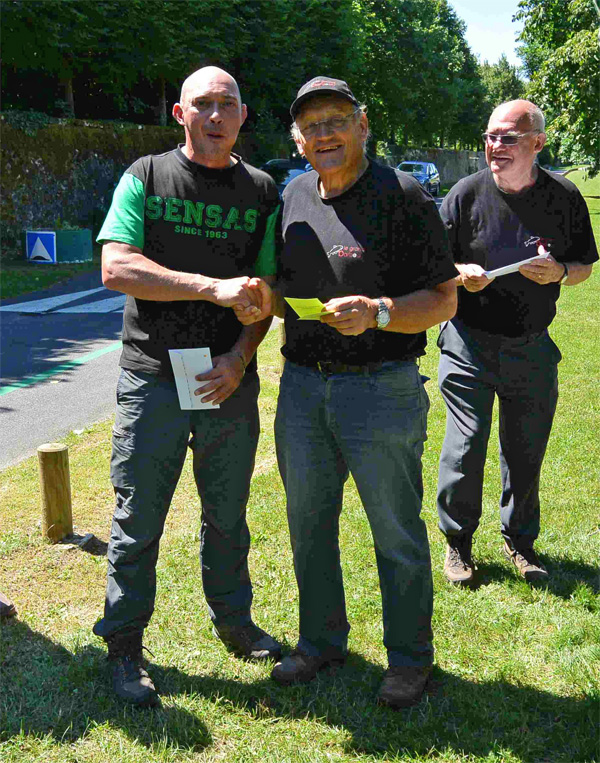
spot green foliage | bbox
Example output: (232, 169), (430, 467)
(479, 54), (526, 110)
(1, 110), (60, 135)
(1, 0), (494, 150)
(516, 0), (600, 174)
(352, 0), (486, 149)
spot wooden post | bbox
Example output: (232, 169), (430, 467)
(37, 443), (73, 543)
(278, 320), (286, 375)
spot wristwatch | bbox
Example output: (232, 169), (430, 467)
(558, 262), (569, 284)
(375, 298), (391, 329)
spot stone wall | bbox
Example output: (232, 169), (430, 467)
(0, 121), (290, 260)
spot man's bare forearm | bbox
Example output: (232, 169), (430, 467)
(102, 241), (269, 315)
(102, 242), (222, 301)
(270, 288), (286, 318)
(382, 278), (457, 333)
(562, 261), (593, 286)
(231, 317), (274, 365)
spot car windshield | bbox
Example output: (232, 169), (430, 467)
(399, 163), (426, 174)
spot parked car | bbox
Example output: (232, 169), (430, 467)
(261, 158), (313, 197)
(397, 161), (441, 196)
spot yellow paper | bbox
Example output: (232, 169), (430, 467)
(285, 297), (333, 320)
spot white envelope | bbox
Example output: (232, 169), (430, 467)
(169, 348), (219, 410)
(485, 253), (546, 279)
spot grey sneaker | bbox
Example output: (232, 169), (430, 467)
(377, 665), (432, 709)
(106, 631), (159, 708)
(213, 622), (282, 661)
(271, 651), (346, 685)
(503, 541), (548, 582)
(443, 535), (475, 586)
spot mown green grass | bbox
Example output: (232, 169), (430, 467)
(564, 169), (600, 198)
(0, 190), (598, 762)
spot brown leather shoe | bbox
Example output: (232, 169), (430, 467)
(503, 541), (548, 583)
(271, 651), (345, 685)
(377, 665), (432, 709)
(443, 535), (475, 586)
(0, 592), (17, 619)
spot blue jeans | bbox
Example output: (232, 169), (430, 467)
(437, 319), (561, 548)
(93, 368), (260, 639)
(275, 360), (433, 668)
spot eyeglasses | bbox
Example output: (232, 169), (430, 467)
(296, 108), (361, 138)
(482, 131), (538, 145)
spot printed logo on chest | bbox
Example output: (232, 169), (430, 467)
(524, 235), (554, 250)
(145, 196), (257, 239)
(326, 243), (364, 260)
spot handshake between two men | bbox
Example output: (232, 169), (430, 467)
(231, 276), (386, 337)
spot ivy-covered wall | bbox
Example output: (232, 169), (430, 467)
(1, 120), (289, 260)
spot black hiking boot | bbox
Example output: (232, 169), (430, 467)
(105, 630), (159, 708)
(213, 622), (282, 661)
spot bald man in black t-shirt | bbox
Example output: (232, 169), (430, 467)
(93, 67), (281, 708)
(437, 100), (597, 588)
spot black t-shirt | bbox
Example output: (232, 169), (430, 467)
(440, 167), (598, 336)
(278, 162), (457, 365)
(98, 148), (279, 376)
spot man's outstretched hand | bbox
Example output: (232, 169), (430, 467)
(231, 277), (273, 324)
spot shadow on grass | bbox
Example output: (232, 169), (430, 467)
(475, 555), (599, 597)
(154, 653), (596, 762)
(1, 619), (596, 761)
(0, 619), (210, 753)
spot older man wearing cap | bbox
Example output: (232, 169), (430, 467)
(240, 76), (457, 707)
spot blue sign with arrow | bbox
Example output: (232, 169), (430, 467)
(26, 231), (57, 264)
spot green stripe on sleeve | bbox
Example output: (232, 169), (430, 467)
(254, 204), (280, 277)
(97, 173), (145, 249)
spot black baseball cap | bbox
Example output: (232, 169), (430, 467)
(290, 76), (359, 120)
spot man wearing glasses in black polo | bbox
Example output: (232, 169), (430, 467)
(237, 76), (457, 708)
(437, 100), (597, 588)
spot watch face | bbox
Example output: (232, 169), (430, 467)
(377, 302), (390, 328)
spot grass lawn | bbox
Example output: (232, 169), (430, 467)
(564, 169), (600, 199)
(1, 188), (598, 762)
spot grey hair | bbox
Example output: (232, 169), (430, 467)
(523, 103), (545, 132)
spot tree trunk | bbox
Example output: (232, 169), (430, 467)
(158, 75), (167, 126)
(60, 76), (75, 116)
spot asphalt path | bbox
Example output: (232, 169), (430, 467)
(1, 272), (124, 470)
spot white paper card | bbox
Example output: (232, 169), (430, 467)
(484, 254), (546, 279)
(169, 347), (219, 410)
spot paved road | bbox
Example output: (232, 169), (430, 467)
(1, 272), (124, 470)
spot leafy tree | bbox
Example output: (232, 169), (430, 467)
(350, 0), (486, 150)
(479, 54), (525, 110)
(515, 0), (600, 173)
(0, 0), (96, 115)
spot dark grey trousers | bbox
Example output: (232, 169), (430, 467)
(93, 368), (260, 639)
(436, 319), (561, 550)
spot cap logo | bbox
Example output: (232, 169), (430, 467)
(310, 80), (338, 88)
